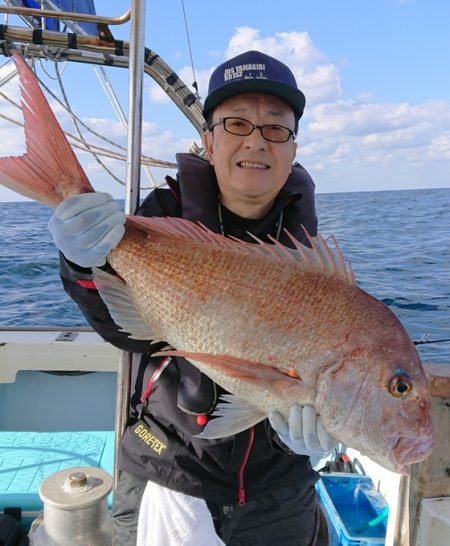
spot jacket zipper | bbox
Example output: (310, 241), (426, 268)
(238, 426), (255, 506)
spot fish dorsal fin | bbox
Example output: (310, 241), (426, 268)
(127, 216), (355, 286)
(127, 216), (239, 248)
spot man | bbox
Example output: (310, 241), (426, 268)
(49, 50), (336, 546)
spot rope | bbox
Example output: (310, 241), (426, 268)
(0, 99), (175, 173)
(53, 55), (129, 186)
(180, 0), (199, 98)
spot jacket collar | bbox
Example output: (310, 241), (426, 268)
(175, 153), (317, 245)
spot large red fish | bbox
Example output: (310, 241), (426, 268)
(0, 52), (433, 474)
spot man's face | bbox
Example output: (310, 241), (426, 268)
(203, 93), (297, 218)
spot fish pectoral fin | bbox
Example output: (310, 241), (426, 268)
(152, 350), (304, 395)
(196, 394), (266, 439)
(92, 268), (155, 340)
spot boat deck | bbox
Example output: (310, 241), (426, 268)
(0, 430), (114, 527)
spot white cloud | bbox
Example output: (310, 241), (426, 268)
(225, 27), (342, 104)
(146, 79), (171, 104)
(303, 98), (450, 168)
(1, 26), (450, 201)
(428, 132), (450, 159)
(146, 27), (342, 106)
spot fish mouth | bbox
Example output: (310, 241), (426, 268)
(392, 435), (433, 473)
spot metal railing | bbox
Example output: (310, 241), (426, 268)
(0, 2), (131, 26)
(0, 26), (204, 135)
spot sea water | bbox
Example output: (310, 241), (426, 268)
(1, 187), (449, 363)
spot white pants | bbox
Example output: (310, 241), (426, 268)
(137, 481), (226, 546)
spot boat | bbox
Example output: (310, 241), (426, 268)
(0, 2), (449, 545)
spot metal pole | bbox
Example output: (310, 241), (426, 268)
(0, 3), (131, 25)
(124, 0), (145, 215)
(393, 474), (411, 546)
(114, 0), (146, 488)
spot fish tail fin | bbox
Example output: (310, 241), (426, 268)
(0, 51), (94, 207)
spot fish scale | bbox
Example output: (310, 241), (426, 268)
(109, 229), (340, 365)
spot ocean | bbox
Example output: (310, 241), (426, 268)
(1, 187), (449, 363)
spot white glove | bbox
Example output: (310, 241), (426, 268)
(48, 192), (125, 267)
(268, 404), (337, 458)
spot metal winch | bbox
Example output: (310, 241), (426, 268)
(29, 467), (113, 545)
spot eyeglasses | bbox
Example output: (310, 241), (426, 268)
(207, 117), (295, 143)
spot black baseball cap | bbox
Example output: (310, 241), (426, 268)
(203, 50), (306, 120)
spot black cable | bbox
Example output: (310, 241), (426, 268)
(180, 0), (199, 98)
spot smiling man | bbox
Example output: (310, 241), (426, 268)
(204, 93), (298, 219)
(49, 50), (335, 546)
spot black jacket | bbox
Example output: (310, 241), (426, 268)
(60, 153), (320, 505)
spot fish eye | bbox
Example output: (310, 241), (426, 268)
(389, 373), (413, 398)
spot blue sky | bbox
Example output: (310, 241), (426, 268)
(0, 0), (449, 201)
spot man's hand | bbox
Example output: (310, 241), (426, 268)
(48, 192), (125, 267)
(268, 404), (337, 458)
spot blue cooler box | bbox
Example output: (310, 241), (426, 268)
(316, 474), (388, 546)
